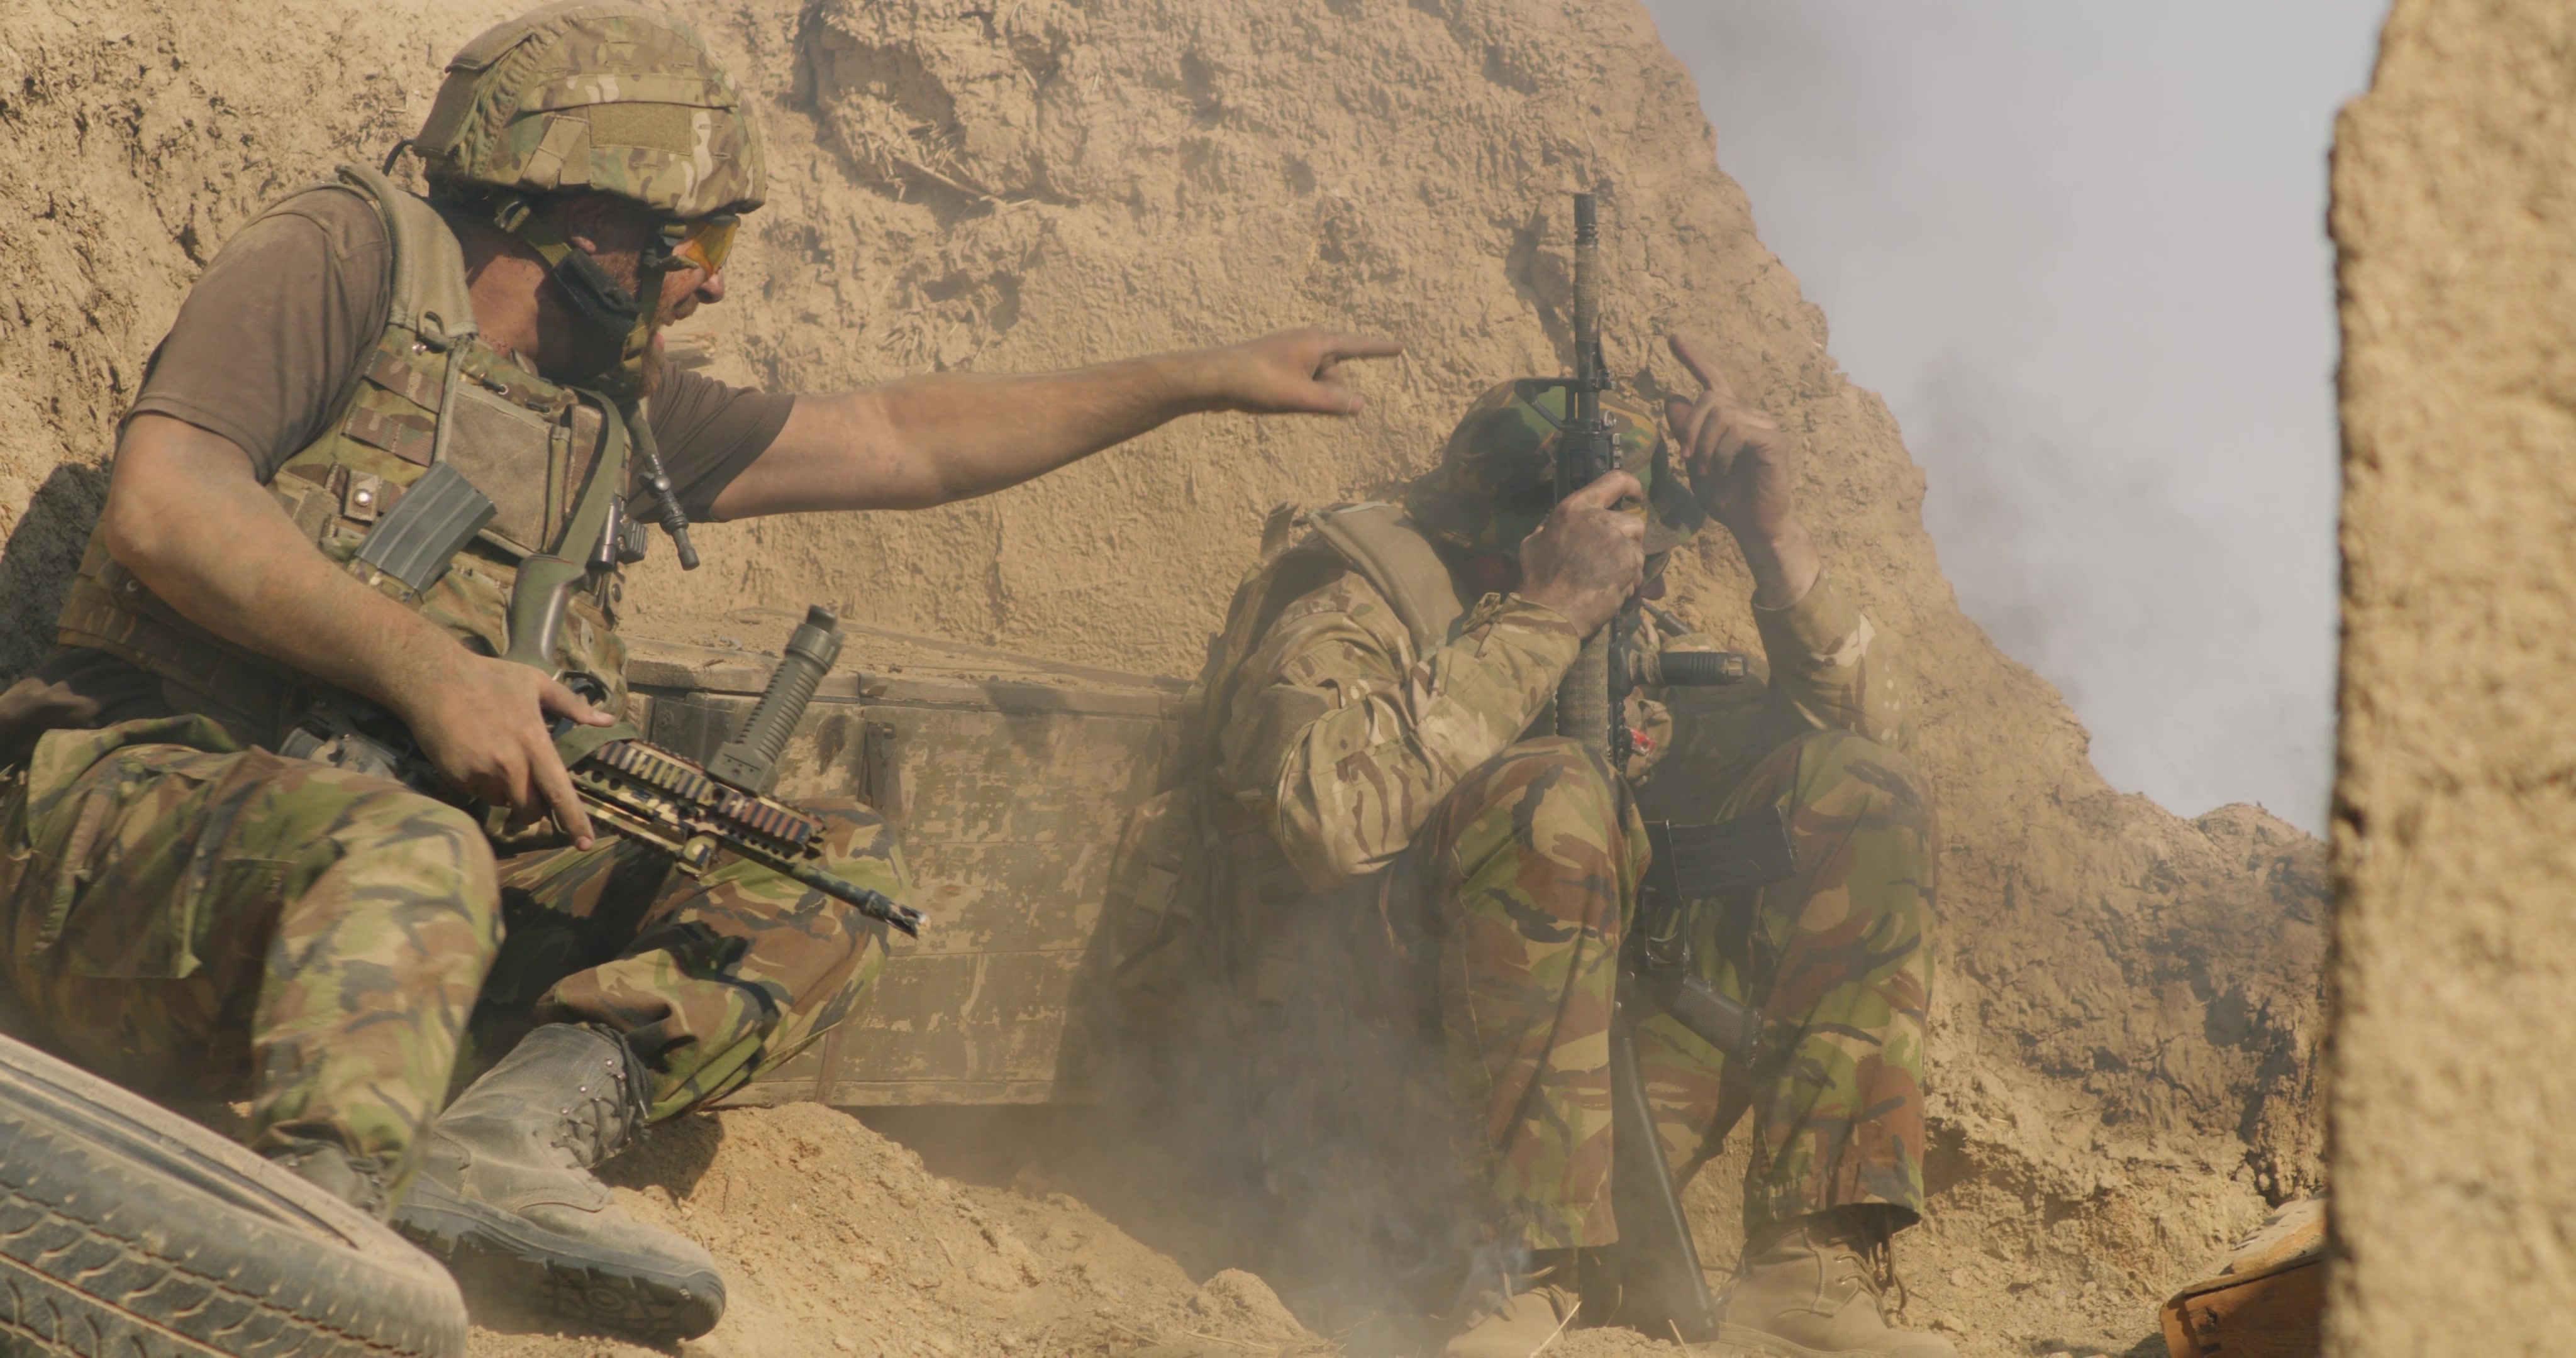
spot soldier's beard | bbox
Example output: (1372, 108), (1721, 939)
(591, 281), (694, 402)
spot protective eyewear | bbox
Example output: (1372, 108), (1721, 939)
(651, 214), (740, 276)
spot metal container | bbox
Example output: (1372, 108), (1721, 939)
(621, 610), (1182, 1107)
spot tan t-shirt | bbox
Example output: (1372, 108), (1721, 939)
(0, 187), (800, 756)
(123, 186), (791, 522)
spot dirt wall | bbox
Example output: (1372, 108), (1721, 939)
(0, 0), (2326, 1352)
(2329, 4), (2576, 1352)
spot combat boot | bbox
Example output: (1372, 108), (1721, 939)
(1443, 1259), (1579, 1358)
(390, 1023), (724, 1340)
(1715, 1211), (1959, 1358)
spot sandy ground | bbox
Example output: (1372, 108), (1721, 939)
(0, 0), (2328, 1354)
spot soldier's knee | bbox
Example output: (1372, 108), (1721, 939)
(326, 787), (502, 920)
(341, 790), (489, 859)
(1786, 730), (1933, 833)
(1434, 736), (1626, 881)
(1455, 736), (1620, 822)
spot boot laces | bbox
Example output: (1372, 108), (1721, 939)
(1826, 1210), (1908, 1318)
(1859, 1231), (1907, 1317)
(552, 1025), (652, 1165)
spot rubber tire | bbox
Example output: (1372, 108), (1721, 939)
(0, 1032), (467, 1357)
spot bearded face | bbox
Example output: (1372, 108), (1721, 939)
(535, 194), (720, 401)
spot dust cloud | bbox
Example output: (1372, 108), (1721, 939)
(1639, 1), (2385, 832)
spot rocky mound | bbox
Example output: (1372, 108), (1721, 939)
(0, 0), (2324, 1353)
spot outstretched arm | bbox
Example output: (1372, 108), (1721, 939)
(709, 328), (1402, 519)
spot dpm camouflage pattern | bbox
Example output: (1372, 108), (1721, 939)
(1223, 577), (1583, 888)
(1393, 726), (1932, 1252)
(1217, 522), (1930, 1252)
(1406, 736), (1647, 1249)
(0, 717), (499, 1181)
(1632, 727), (1936, 1237)
(1402, 378), (1704, 556)
(413, 0), (767, 219)
(467, 795), (901, 1122)
(0, 717), (898, 1185)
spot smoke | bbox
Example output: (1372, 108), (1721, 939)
(1638, 1), (2387, 833)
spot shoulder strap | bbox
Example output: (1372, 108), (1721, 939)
(331, 163), (479, 348)
(1306, 502), (1468, 657)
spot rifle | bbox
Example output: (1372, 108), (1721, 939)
(1530, 189), (1797, 1342)
(282, 585), (923, 938)
(548, 602), (925, 938)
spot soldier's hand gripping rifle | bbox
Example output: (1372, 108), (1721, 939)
(501, 566), (923, 937)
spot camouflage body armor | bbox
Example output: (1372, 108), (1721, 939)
(57, 163), (635, 744)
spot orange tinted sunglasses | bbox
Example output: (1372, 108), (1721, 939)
(653, 214), (740, 276)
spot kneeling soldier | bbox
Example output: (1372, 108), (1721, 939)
(1200, 336), (1948, 1357)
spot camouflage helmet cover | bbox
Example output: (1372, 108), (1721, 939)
(413, 1), (766, 219)
(1406, 378), (1706, 556)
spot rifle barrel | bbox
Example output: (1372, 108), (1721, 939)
(1573, 192), (1601, 419)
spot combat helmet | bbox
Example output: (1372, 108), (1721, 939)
(402, 1), (766, 397)
(1406, 378), (1705, 556)
(411, 0), (765, 219)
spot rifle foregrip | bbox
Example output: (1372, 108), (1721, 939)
(1648, 650), (1751, 687)
(708, 605), (843, 794)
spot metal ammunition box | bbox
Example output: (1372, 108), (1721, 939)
(622, 610), (1183, 1107)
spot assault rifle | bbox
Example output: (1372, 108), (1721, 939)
(282, 585), (922, 938)
(546, 603), (925, 939)
(1528, 189), (1797, 1342)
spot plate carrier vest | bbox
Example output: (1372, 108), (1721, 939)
(57, 165), (640, 744)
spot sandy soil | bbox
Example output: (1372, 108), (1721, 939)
(0, 0), (2327, 1354)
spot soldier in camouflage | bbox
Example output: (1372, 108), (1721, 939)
(0, 1), (1394, 1341)
(1209, 336), (1950, 1358)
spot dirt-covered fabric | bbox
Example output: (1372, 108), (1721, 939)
(1219, 573), (1582, 888)
(1382, 726), (1933, 1252)
(0, 717), (900, 1186)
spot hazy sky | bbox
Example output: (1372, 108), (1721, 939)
(1639, 3), (2389, 833)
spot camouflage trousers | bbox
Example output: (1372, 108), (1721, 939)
(1411, 728), (1935, 1251)
(0, 715), (901, 1187)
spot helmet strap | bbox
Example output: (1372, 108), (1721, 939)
(494, 196), (663, 399)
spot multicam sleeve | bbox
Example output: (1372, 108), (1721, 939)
(1750, 571), (1912, 749)
(1220, 577), (1582, 888)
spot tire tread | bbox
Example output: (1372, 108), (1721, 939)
(0, 1037), (464, 1357)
